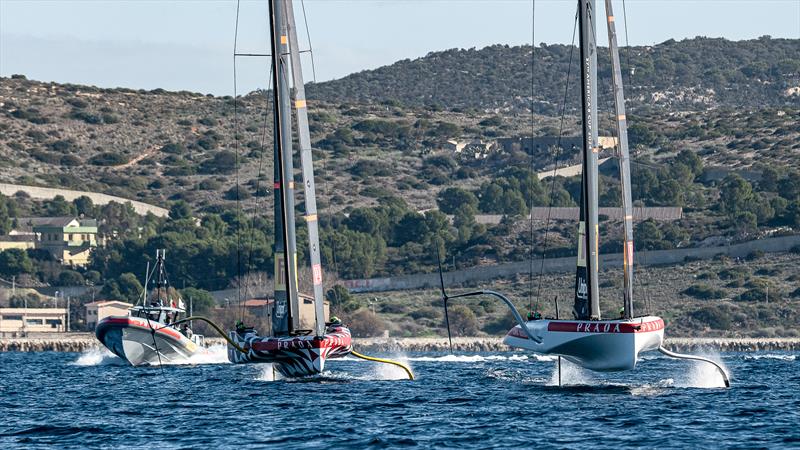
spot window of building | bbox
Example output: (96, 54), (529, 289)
(45, 319), (62, 327)
(26, 319), (44, 325)
(2, 315), (23, 321)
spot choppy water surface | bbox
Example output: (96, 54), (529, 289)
(1, 348), (798, 448)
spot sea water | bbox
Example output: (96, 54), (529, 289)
(1, 350), (798, 448)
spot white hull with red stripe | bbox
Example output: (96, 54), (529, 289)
(96, 316), (206, 366)
(503, 316), (664, 371)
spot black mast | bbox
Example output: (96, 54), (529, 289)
(269, 0), (300, 335)
(572, 0), (601, 320)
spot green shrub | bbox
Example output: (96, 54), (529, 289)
(738, 287), (768, 302)
(446, 305), (479, 336)
(683, 284), (726, 300)
(198, 179), (221, 191)
(89, 152), (128, 166)
(346, 310), (387, 338)
(70, 110), (102, 124)
(409, 307), (439, 320)
(691, 306), (732, 329)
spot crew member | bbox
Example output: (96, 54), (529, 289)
(181, 323), (193, 339)
(235, 320), (246, 334)
(526, 311), (542, 321)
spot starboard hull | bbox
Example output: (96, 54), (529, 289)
(503, 316), (664, 371)
(227, 325), (352, 377)
(96, 316), (203, 366)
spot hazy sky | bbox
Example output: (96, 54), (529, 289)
(1, 0), (798, 95)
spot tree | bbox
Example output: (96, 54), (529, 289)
(326, 285), (359, 313)
(180, 287), (216, 314)
(73, 196), (95, 217)
(45, 195), (76, 216)
(102, 272), (144, 304)
(436, 187), (478, 214)
(57, 270), (85, 286)
(502, 190), (528, 216)
(424, 210), (453, 245)
(169, 201), (192, 220)
(719, 174), (754, 216)
(347, 309), (387, 338)
(674, 149), (703, 179)
(393, 212), (429, 246)
(478, 183), (504, 213)
(346, 208), (388, 236)
(0, 249), (34, 277)
(733, 211), (757, 233)
(453, 205), (478, 244)
(447, 305), (479, 335)
(0, 194), (10, 235)
(634, 219), (664, 250)
(322, 229), (387, 279)
(759, 166), (779, 192)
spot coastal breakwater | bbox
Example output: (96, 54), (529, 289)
(354, 337), (800, 353)
(2, 334), (799, 353)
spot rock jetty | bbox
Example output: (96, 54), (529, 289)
(1, 334), (798, 353)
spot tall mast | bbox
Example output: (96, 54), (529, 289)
(269, 0), (300, 335)
(573, 0), (601, 320)
(283, 0), (326, 337)
(605, 0), (634, 319)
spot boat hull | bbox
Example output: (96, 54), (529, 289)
(96, 316), (203, 366)
(227, 325), (352, 377)
(503, 316), (664, 371)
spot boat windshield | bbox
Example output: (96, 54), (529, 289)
(130, 306), (183, 325)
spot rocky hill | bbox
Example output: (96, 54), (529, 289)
(1, 39), (799, 287)
(307, 37), (800, 114)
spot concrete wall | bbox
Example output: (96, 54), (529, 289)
(343, 234), (800, 293)
(0, 183), (168, 217)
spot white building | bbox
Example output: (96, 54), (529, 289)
(0, 308), (67, 336)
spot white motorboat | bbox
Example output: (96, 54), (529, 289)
(95, 250), (207, 366)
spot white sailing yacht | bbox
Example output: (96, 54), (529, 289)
(225, 0), (352, 377)
(441, 0), (728, 385)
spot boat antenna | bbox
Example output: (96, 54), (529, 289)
(436, 245), (453, 353)
(140, 254), (166, 379)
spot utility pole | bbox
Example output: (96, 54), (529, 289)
(11, 275), (15, 298)
(66, 296), (70, 332)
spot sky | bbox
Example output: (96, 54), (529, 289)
(1, 0), (798, 95)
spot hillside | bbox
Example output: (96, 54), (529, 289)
(1, 37), (800, 291)
(307, 37), (800, 114)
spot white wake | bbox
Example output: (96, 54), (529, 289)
(71, 347), (123, 366)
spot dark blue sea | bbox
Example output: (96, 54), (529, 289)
(1, 347), (798, 449)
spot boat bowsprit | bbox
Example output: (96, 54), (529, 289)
(227, 325), (352, 377)
(503, 316), (664, 371)
(96, 314), (207, 366)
